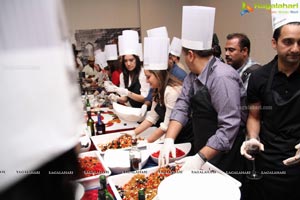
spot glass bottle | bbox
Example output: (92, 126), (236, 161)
(138, 189), (145, 200)
(96, 111), (106, 135)
(129, 142), (142, 171)
(98, 175), (114, 200)
(85, 97), (91, 112)
(87, 111), (95, 136)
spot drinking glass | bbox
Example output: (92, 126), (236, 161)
(246, 137), (263, 180)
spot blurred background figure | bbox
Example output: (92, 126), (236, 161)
(105, 44), (121, 86)
(168, 37), (188, 81)
(212, 33), (225, 62)
(224, 33), (260, 89)
(0, 0), (83, 199)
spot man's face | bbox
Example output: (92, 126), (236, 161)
(272, 24), (300, 67)
(225, 38), (248, 70)
(168, 55), (175, 68)
(88, 60), (95, 67)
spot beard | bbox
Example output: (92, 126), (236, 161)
(281, 53), (300, 66)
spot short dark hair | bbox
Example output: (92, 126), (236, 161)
(273, 22), (300, 42)
(226, 33), (251, 55)
(182, 47), (214, 57)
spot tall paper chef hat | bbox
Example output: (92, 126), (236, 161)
(144, 26), (169, 70)
(169, 37), (182, 57)
(181, 6), (215, 50)
(271, 0), (300, 31)
(147, 26), (169, 38)
(143, 37), (170, 70)
(105, 44), (118, 61)
(137, 43), (143, 61)
(118, 30), (139, 56)
(95, 49), (107, 69)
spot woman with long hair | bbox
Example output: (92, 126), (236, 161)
(129, 36), (193, 144)
(107, 30), (150, 108)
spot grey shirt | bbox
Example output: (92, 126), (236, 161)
(170, 57), (246, 151)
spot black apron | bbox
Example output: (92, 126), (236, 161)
(244, 61), (300, 200)
(189, 57), (245, 182)
(127, 79), (144, 108)
(154, 103), (194, 152)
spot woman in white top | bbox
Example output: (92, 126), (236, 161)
(133, 70), (182, 142)
(114, 54), (150, 108)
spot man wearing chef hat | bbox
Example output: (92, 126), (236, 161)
(159, 6), (247, 182)
(169, 37), (189, 74)
(0, 0), (82, 199)
(105, 44), (122, 86)
(240, 0), (300, 199)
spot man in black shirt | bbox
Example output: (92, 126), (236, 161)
(240, 19), (300, 200)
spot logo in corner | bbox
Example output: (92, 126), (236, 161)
(240, 2), (254, 16)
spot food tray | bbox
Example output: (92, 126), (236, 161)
(108, 162), (241, 200)
(91, 127), (160, 154)
(76, 150), (111, 190)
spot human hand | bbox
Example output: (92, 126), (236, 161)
(176, 154), (206, 171)
(158, 138), (176, 167)
(115, 87), (129, 96)
(108, 93), (119, 103)
(240, 138), (264, 160)
(283, 143), (300, 166)
(104, 81), (118, 92)
(140, 104), (147, 117)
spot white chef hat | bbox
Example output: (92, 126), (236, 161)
(169, 37), (182, 57)
(118, 30), (139, 56)
(95, 49), (108, 69)
(137, 43), (143, 61)
(271, 0), (300, 31)
(181, 6), (215, 51)
(143, 37), (170, 70)
(147, 26), (169, 38)
(104, 44), (118, 61)
(0, 0), (82, 192)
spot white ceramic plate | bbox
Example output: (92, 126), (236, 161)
(149, 142), (191, 164)
(91, 127), (159, 154)
(157, 172), (241, 200)
(112, 102), (144, 122)
(76, 150), (111, 189)
(108, 162), (240, 200)
(103, 149), (150, 174)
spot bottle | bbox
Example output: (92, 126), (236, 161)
(129, 142), (142, 171)
(87, 111), (95, 136)
(138, 189), (145, 200)
(85, 97), (91, 112)
(98, 175), (114, 200)
(96, 111), (106, 135)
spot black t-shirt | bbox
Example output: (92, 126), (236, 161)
(247, 56), (300, 104)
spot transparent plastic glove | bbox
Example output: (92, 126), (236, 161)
(283, 143), (300, 166)
(240, 138), (264, 160)
(108, 93), (119, 103)
(115, 87), (129, 96)
(158, 138), (176, 167)
(176, 154), (205, 171)
(140, 104), (147, 117)
(104, 81), (117, 92)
